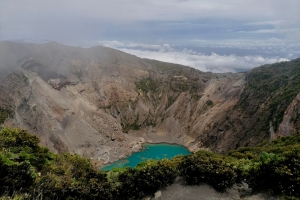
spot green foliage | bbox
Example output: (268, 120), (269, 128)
(138, 59), (202, 100)
(0, 128), (52, 195)
(166, 96), (175, 109)
(228, 133), (300, 160)
(123, 124), (140, 133)
(228, 134), (300, 198)
(179, 151), (240, 191)
(260, 151), (279, 163)
(0, 128), (39, 149)
(0, 160), (35, 194)
(34, 154), (113, 199)
(116, 159), (177, 199)
(0, 108), (11, 124)
(1, 127), (300, 199)
(122, 115), (141, 133)
(0, 128), (51, 170)
(136, 77), (158, 93)
(237, 58), (300, 135)
(0, 193), (28, 200)
(206, 100), (214, 107)
(246, 150), (300, 197)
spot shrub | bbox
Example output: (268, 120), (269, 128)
(0, 128), (51, 170)
(246, 150), (300, 197)
(179, 151), (239, 191)
(0, 160), (35, 195)
(0, 108), (11, 124)
(1, 127), (300, 199)
(116, 159), (177, 199)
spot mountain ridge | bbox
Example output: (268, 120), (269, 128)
(0, 41), (299, 166)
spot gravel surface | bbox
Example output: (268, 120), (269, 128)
(148, 178), (279, 200)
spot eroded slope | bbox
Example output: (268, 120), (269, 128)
(0, 41), (299, 164)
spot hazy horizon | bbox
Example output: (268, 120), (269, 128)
(1, 0), (300, 72)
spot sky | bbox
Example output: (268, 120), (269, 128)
(1, 0), (300, 72)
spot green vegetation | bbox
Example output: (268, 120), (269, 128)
(228, 134), (300, 197)
(0, 108), (11, 124)
(238, 58), (300, 133)
(122, 115), (141, 133)
(228, 133), (300, 160)
(137, 60), (202, 97)
(0, 127), (112, 199)
(136, 77), (158, 93)
(206, 100), (214, 107)
(1, 127), (300, 199)
(115, 159), (178, 199)
(166, 96), (176, 109)
(123, 124), (141, 133)
(0, 127), (51, 195)
(179, 151), (240, 191)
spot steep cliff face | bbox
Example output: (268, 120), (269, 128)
(277, 93), (300, 137)
(0, 41), (299, 164)
(113, 60), (245, 153)
(0, 42), (149, 164)
(198, 58), (300, 153)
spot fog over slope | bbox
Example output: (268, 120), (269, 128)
(0, 42), (299, 167)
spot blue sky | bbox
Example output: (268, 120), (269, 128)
(1, 0), (300, 72)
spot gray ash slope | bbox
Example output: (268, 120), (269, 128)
(0, 41), (299, 166)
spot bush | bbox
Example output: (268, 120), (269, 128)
(179, 151), (239, 191)
(0, 128), (39, 149)
(246, 150), (300, 196)
(0, 108), (11, 124)
(0, 160), (35, 195)
(1, 127), (300, 199)
(0, 128), (51, 170)
(34, 154), (113, 199)
(116, 159), (177, 199)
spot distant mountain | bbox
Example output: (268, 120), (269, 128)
(0, 41), (299, 166)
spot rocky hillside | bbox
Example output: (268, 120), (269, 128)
(0, 41), (299, 165)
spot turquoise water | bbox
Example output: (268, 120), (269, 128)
(101, 143), (191, 171)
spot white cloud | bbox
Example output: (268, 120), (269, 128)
(247, 21), (284, 26)
(251, 29), (277, 33)
(1, 0), (299, 55)
(188, 37), (300, 51)
(101, 42), (289, 73)
(100, 40), (125, 48)
(99, 41), (174, 52)
(239, 28), (300, 35)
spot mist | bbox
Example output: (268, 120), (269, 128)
(1, 1), (299, 67)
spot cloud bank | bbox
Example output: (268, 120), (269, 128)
(100, 41), (289, 73)
(120, 48), (288, 73)
(1, 0), (299, 73)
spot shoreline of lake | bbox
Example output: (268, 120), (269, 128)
(100, 142), (192, 171)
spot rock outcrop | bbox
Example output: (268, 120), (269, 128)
(0, 41), (299, 164)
